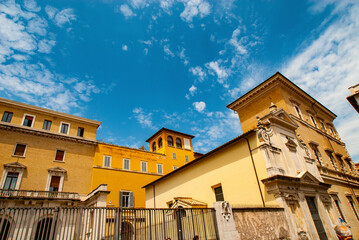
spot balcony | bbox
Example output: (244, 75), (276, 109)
(0, 189), (80, 200)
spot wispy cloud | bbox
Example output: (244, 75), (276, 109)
(180, 0), (211, 23)
(133, 107), (156, 129)
(45, 6), (76, 28)
(205, 60), (230, 87)
(189, 66), (206, 82)
(117, 4), (136, 18)
(163, 44), (175, 57)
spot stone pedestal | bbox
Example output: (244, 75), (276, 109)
(213, 201), (239, 240)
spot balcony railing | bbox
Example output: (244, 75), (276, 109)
(0, 189), (80, 200)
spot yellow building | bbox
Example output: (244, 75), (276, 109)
(0, 97), (108, 207)
(92, 128), (197, 207)
(145, 72), (359, 239)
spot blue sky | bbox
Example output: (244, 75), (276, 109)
(1, 0), (359, 160)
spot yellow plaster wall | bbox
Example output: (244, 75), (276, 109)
(146, 134), (278, 208)
(0, 129), (95, 194)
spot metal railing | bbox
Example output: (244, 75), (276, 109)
(0, 189), (80, 200)
(0, 207), (218, 240)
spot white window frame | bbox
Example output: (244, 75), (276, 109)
(45, 172), (65, 192)
(0, 166), (25, 190)
(21, 113), (36, 128)
(319, 119), (326, 132)
(293, 104), (303, 119)
(141, 161), (147, 172)
(123, 158), (130, 170)
(328, 125), (336, 136)
(119, 190), (134, 207)
(54, 149), (66, 162)
(59, 121), (71, 134)
(172, 153), (177, 160)
(157, 164), (163, 174)
(103, 155), (112, 168)
(12, 143), (27, 157)
(309, 114), (317, 128)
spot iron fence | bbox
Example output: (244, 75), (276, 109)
(0, 207), (218, 240)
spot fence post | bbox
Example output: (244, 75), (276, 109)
(213, 201), (239, 240)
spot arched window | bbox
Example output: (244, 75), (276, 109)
(167, 136), (173, 147)
(158, 137), (163, 148)
(176, 138), (182, 148)
(152, 142), (156, 152)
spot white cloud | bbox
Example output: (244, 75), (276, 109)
(229, 27), (247, 55)
(38, 39), (56, 53)
(24, 0), (40, 12)
(45, 6), (57, 19)
(189, 66), (206, 81)
(130, 0), (148, 9)
(160, 0), (175, 11)
(133, 107), (156, 129)
(282, 2), (359, 160)
(163, 44), (175, 57)
(179, 47), (189, 65)
(118, 4), (136, 18)
(205, 60), (230, 85)
(180, 0), (211, 23)
(122, 44), (128, 51)
(193, 101), (206, 112)
(45, 6), (76, 27)
(189, 85), (197, 96)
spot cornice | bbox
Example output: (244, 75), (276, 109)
(0, 122), (98, 145)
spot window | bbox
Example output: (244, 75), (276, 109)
(103, 155), (111, 167)
(157, 164), (163, 174)
(172, 153), (177, 160)
(185, 155), (189, 163)
(152, 142), (156, 152)
(1, 111), (13, 123)
(3, 172), (19, 190)
(55, 150), (65, 161)
(22, 114), (35, 127)
(49, 176), (61, 192)
(347, 196), (359, 221)
(43, 120), (52, 130)
(326, 151), (338, 170)
(173, 166), (178, 170)
(319, 120), (326, 132)
(176, 138), (182, 148)
(310, 144), (322, 165)
(77, 127), (84, 137)
(345, 158), (356, 174)
(60, 122), (70, 134)
(167, 136), (173, 147)
(331, 195), (346, 223)
(294, 104), (302, 119)
(13, 144), (26, 157)
(329, 126), (336, 136)
(123, 158), (130, 170)
(141, 161), (147, 172)
(158, 137), (163, 148)
(184, 138), (191, 150)
(336, 154), (346, 172)
(214, 186), (224, 201)
(309, 115), (317, 128)
(119, 191), (134, 207)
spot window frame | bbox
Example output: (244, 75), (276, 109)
(167, 136), (174, 147)
(54, 149), (66, 162)
(21, 114), (35, 128)
(157, 163), (163, 174)
(141, 161), (147, 172)
(119, 191), (134, 208)
(213, 185), (224, 202)
(0, 165), (25, 190)
(347, 195), (359, 221)
(59, 122), (71, 135)
(123, 158), (130, 170)
(293, 103), (303, 119)
(158, 137), (163, 149)
(103, 155), (112, 168)
(77, 127), (85, 137)
(318, 119), (326, 132)
(1, 111), (13, 123)
(13, 143), (27, 157)
(309, 114), (317, 128)
(331, 194), (347, 223)
(152, 142), (157, 152)
(325, 150), (338, 170)
(185, 155), (189, 163)
(176, 138), (182, 148)
(309, 143), (322, 165)
(2, 172), (19, 190)
(172, 152), (177, 160)
(43, 120), (52, 131)
(46, 171), (65, 192)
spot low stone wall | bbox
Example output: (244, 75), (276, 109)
(232, 207), (290, 240)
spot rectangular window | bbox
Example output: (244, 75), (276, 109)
(22, 115), (34, 127)
(13, 144), (26, 157)
(326, 151), (337, 170)
(60, 122), (70, 134)
(214, 186), (224, 201)
(310, 115), (317, 128)
(3, 172), (19, 190)
(319, 120), (326, 132)
(185, 155), (189, 163)
(173, 166), (178, 170)
(119, 191), (134, 207)
(49, 176), (61, 192)
(43, 120), (52, 130)
(103, 155), (112, 167)
(1, 111), (13, 123)
(310, 144), (322, 165)
(157, 164), (163, 174)
(55, 150), (65, 161)
(347, 196), (359, 221)
(141, 161), (147, 172)
(294, 104), (302, 119)
(123, 158), (130, 170)
(331, 195), (346, 223)
(77, 127), (84, 137)
(329, 125), (336, 136)
(172, 153), (177, 160)
(184, 138), (191, 150)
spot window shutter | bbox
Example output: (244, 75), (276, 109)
(129, 192), (134, 207)
(119, 191), (123, 207)
(184, 138), (191, 150)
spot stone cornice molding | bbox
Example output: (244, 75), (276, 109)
(0, 122), (98, 145)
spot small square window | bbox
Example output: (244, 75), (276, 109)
(185, 155), (189, 162)
(157, 164), (163, 174)
(55, 150), (65, 161)
(43, 120), (52, 130)
(172, 153), (177, 160)
(214, 186), (224, 201)
(123, 158), (130, 170)
(22, 115), (34, 127)
(103, 155), (112, 167)
(141, 161), (147, 172)
(13, 144), (26, 157)
(1, 111), (13, 123)
(60, 123), (70, 134)
(77, 127), (84, 137)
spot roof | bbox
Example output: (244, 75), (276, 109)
(226, 72), (337, 119)
(347, 93), (359, 113)
(143, 129), (255, 188)
(0, 97), (101, 127)
(145, 127), (195, 142)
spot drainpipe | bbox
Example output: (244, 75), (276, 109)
(246, 137), (266, 207)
